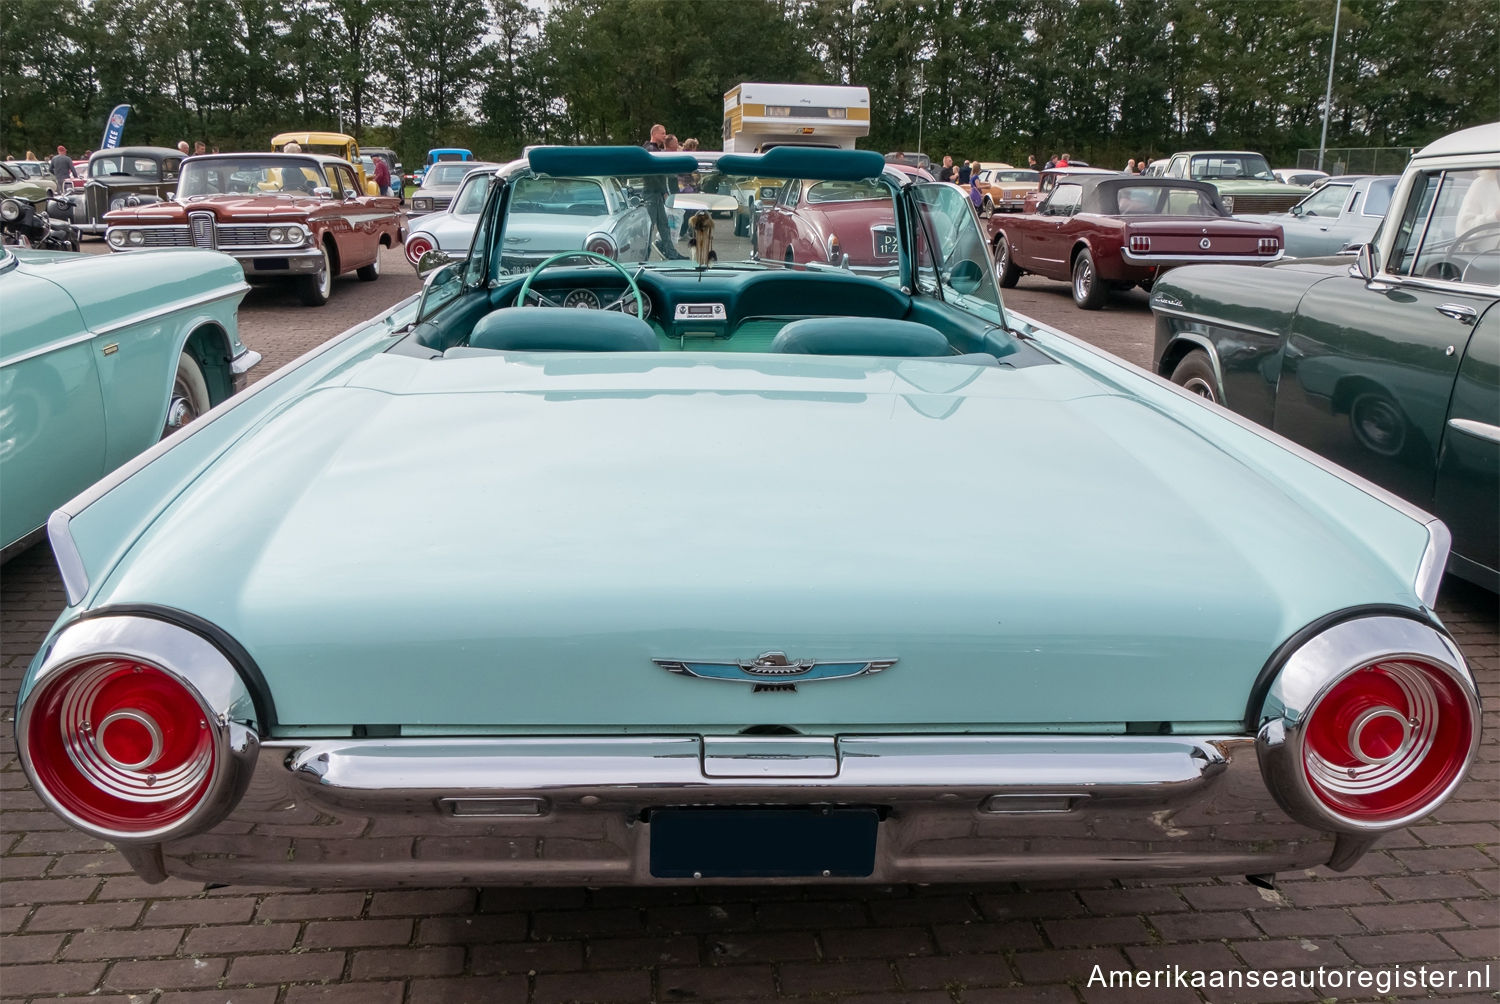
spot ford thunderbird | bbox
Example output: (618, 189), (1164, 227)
(18, 145), (1481, 889)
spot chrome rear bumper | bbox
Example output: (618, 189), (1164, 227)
(135, 733), (1344, 887)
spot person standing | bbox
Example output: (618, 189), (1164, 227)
(957, 159), (971, 185)
(1027, 154), (1038, 170)
(641, 124), (686, 260)
(48, 145), (74, 186)
(373, 154), (392, 197)
(1057, 152), (1070, 167)
(937, 155), (955, 183)
(1125, 158), (1137, 174)
(177, 140), (189, 155)
(194, 141), (207, 156)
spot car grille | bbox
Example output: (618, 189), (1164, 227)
(1228, 194), (1303, 214)
(142, 227), (191, 247)
(429, 196), (452, 212)
(215, 225), (275, 247)
(190, 211), (216, 248)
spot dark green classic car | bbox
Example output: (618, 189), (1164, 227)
(1152, 122), (1499, 592)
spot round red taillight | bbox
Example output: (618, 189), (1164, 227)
(585, 238), (616, 258)
(1301, 658), (1474, 824)
(25, 658), (217, 835)
(405, 236), (433, 266)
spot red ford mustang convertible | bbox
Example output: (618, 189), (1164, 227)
(988, 176), (1284, 309)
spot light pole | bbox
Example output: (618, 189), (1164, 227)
(917, 62), (925, 156)
(1317, 0), (1341, 171)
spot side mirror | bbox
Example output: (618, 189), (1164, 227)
(313, 186), (333, 198)
(1355, 242), (1380, 280)
(948, 259), (984, 295)
(343, 189), (358, 199)
(417, 248), (456, 275)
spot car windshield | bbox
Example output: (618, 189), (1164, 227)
(994, 170), (1039, 182)
(1295, 183), (1350, 217)
(1110, 185), (1222, 216)
(179, 156), (326, 196)
(433, 152), (470, 162)
(452, 172), (495, 215)
(1189, 154), (1276, 182)
(1363, 178), (1397, 217)
(90, 155), (175, 180)
(429, 164), (476, 186)
(12, 163), (41, 177)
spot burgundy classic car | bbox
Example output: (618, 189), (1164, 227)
(990, 175), (1284, 309)
(754, 177), (899, 271)
(102, 153), (403, 306)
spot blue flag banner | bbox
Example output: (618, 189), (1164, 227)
(100, 105), (130, 150)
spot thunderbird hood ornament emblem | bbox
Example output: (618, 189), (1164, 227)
(653, 651), (896, 692)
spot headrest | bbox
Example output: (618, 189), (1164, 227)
(770, 317), (953, 358)
(469, 308), (659, 352)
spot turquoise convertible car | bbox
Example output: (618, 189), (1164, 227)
(18, 147), (1481, 889)
(0, 244), (257, 555)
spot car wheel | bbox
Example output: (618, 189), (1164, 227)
(298, 243), (333, 306)
(1349, 390), (1408, 457)
(982, 195), (993, 215)
(1170, 350), (1220, 404)
(993, 235), (1021, 288)
(1071, 249), (1107, 310)
(357, 248), (381, 282)
(163, 352), (211, 438)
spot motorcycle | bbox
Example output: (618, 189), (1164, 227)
(1, 194), (81, 251)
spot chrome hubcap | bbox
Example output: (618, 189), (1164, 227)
(165, 395), (193, 429)
(1074, 261), (1092, 298)
(1182, 377), (1216, 401)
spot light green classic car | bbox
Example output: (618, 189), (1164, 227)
(1157, 151), (1311, 214)
(16, 146), (1481, 890)
(0, 244), (259, 553)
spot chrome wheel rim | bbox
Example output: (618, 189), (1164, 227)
(994, 239), (1008, 280)
(1181, 377), (1216, 402)
(1073, 258), (1093, 300)
(317, 246), (332, 297)
(370, 249), (381, 275)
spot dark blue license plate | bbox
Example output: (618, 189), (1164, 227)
(875, 231), (899, 257)
(649, 807), (878, 878)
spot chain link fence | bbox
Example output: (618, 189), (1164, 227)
(1296, 147), (1415, 175)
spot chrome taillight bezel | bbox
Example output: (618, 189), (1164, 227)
(1256, 615), (1480, 833)
(17, 615), (260, 843)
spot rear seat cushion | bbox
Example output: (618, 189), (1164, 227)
(770, 317), (953, 357)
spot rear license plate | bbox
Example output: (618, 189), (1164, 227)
(649, 807), (878, 878)
(875, 232), (899, 257)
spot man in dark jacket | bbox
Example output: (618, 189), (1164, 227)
(642, 124), (687, 260)
(373, 156), (392, 196)
(49, 145), (74, 184)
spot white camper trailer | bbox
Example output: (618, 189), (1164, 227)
(722, 82), (872, 153)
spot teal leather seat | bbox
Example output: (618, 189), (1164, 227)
(770, 317), (953, 357)
(469, 309), (658, 352)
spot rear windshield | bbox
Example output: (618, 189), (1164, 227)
(1109, 185), (1221, 216)
(805, 179), (888, 203)
(429, 164), (476, 186)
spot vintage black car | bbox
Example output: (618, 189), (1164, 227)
(64, 146), (184, 235)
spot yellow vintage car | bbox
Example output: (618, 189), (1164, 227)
(269, 132), (378, 195)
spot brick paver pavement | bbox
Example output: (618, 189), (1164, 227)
(1, 247), (1494, 1002)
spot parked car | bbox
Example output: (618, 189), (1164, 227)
(883, 151), (932, 173)
(989, 175), (1284, 308)
(404, 162), (516, 268)
(102, 152), (404, 306)
(6, 160), (63, 195)
(16, 144), (1481, 891)
(1158, 151), (1310, 214)
(62, 146), (183, 235)
(410, 160), (500, 217)
(753, 175), (904, 271)
(1153, 122), (1498, 591)
(1022, 165), (1116, 212)
(974, 167), (1040, 213)
(1236, 175), (1400, 258)
(1274, 168), (1330, 188)
(0, 242), (257, 554)
(0, 161), (50, 203)
(270, 132), (379, 196)
(414, 147), (475, 186)
(362, 146), (403, 202)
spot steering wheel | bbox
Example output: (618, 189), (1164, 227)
(515, 250), (645, 320)
(1451, 219), (1500, 252)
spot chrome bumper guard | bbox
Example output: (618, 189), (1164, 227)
(142, 732), (1341, 887)
(1121, 249), (1286, 266)
(229, 347), (262, 392)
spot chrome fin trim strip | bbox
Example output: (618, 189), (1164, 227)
(1448, 417), (1500, 445)
(1416, 518), (1452, 609)
(91, 283), (249, 339)
(47, 510), (88, 606)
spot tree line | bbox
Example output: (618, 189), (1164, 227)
(2, 0), (1494, 171)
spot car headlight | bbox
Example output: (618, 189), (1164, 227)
(284, 225), (305, 245)
(413, 198), (431, 211)
(107, 229), (126, 247)
(268, 226), (285, 243)
(126, 230), (144, 246)
(0, 199), (20, 222)
(1222, 196), (1235, 213)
